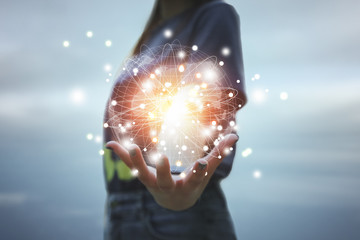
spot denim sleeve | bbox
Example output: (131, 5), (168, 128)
(191, 3), (247, 107)
(191, 3), (247, 179)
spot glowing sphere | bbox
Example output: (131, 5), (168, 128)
(242, 148), (252, 158)
(86, 133), (93, 140)
(104, 64), (112, 72)
(106, 44), (240, 172)
(105, 40), (112, 47)
(221, 47), (231, 56)
(164, 29), (173, 38)
(280, 92), (288, 100)
(86, 31), (93, 38)
(70, 89), (85, 104)
(253, 170), (262, 179)
(63, 41), (70, 47)
(253, 89), (266, 103)
(95, 136), (102, 143)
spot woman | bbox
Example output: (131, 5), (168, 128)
(103, 0), (247, 239)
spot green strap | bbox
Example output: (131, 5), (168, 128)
(103, 147), (134, 181)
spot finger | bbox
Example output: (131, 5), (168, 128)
(105, 141), (134, 169)
(156, 155), (175, 191)
(204, 133), (239, 178)
(183, 159), (208, 191)
(128, 144), (157, 187)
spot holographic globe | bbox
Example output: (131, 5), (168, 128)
(106, 44), (241, 173)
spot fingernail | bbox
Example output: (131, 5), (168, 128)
(234, 134), (239, 144)
(129, 148), (136, 157)
(198, 160), (207, 170)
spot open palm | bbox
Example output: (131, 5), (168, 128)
(106, 133), (238, 211)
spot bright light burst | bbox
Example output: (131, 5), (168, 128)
(253, 170), (262, 179)
(280, 92), (288, 100)
(251, 73), (261, 81)
(178, 50), (186, 58)
(164, 29), (173, 38)
(95, 135), (102, 143)
(104, 64), (112, 72)
(86, 31), (93, 38)
(86, 133), (94, 140)
(105, 40), (112, 47)
(221, 47), (231, 56)
(252, 89), (266, 103)
(70, 88), (85, 104)
(131, 169), (139, 177)
(63, 41), (70, 47)
(106, 44), (243, 172)
(242, 147), (252, 157)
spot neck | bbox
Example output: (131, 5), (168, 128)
(159, 0), (195, 21)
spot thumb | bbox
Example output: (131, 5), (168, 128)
(203, 133), (239, 177)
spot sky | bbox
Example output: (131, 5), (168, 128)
(0, 0), (360, 239)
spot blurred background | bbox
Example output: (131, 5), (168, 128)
(1, 0), (359, 239)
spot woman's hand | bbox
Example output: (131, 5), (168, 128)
(106, 134), (238, 211)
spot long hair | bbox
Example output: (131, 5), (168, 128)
(131, 0), (216, 56)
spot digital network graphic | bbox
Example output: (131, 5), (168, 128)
(104, 44), (242, 172)
(70, 30), (289, 178)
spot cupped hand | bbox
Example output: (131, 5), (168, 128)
(106, 134), (238, 211)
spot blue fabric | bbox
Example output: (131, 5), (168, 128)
(146, 0), (246, 101)
(104, 183), (236, 240)
(145, 0), (247, 110)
